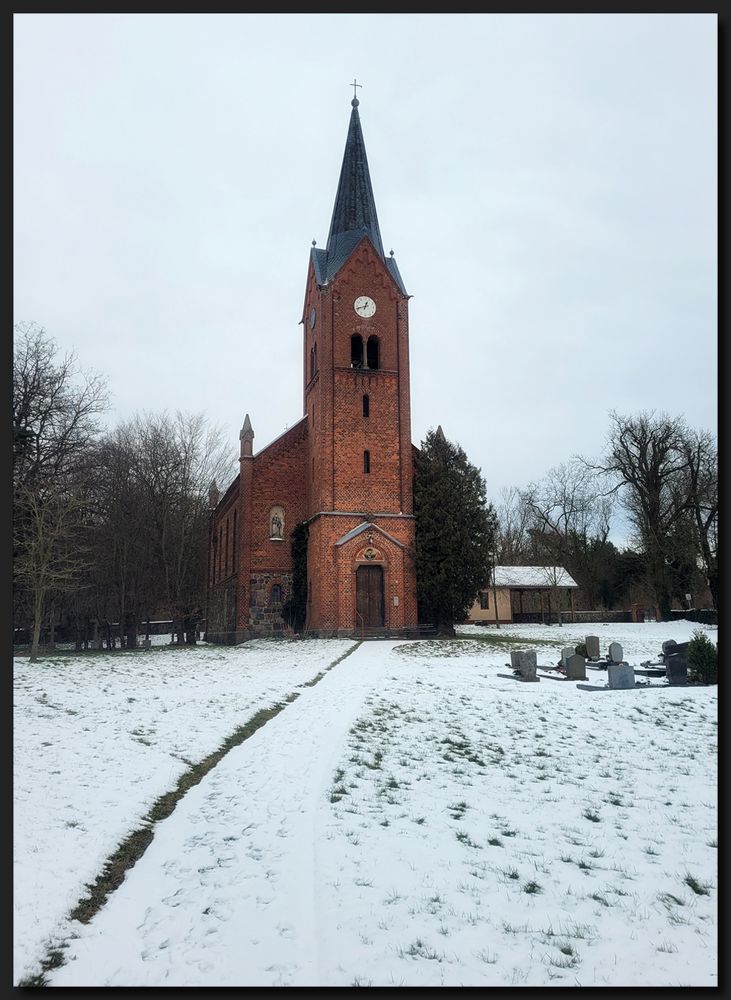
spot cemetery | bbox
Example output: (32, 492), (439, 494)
(503, 633), (699, 690)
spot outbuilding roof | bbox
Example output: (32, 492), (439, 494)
(492, 566), (579, 589)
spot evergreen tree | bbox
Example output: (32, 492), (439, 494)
(414, 427), (497, 634)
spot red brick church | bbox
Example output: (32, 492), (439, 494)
(205, 93), (419, 641)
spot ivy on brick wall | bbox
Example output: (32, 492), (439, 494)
(281, 522), (309, 632)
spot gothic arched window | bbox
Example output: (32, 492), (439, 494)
(271, 583), (283, 605)
(351, 334), (363, 368)
(366, 335), (379, 370)
(362, 394), (369, 418)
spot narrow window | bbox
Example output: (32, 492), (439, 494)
(366, 335), (379, 370)
(271, 584), (283, 605)
(312, 456), (315, 480)
(362, 394), (369, 418)
(233, 510), (237, 569)
(309, 345), (316, 381)
(479, 591), (489, 610)
(364, 450), (370, 474)
(225, 518), (230, 574)
(351, 334), (363, 368)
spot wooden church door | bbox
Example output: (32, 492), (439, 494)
(356, 565), (384, 628)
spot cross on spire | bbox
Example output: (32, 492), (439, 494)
(350, 78), (362, 104)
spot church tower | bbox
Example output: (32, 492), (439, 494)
(205, 91), (418, 641)
(301, 93), (417, 634)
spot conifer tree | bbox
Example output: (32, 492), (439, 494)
(414, 427), (497, 634)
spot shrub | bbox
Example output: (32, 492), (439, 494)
(687, 629), (717, 685)
(575, 642), (588, 658)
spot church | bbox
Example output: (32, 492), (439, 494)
(205, 93), (419, 641)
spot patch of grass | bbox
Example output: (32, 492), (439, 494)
(683, 872), (711, 896)
(658, 892), (686, 908)
(589, 892), (610, 907)
(656, 940), (678, 954)
(582, 808), (601, 823)
(523, 880), (542, 894)
(643, 844), (660, 856)
(402, 938), (442, 961)
(487, 837), (503, 847)
(449, 800), (469, 819)
(455, 830), (482, 849)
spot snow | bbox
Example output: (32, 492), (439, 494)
(14, 621), (717, 987)
(493, 566), (578, 588)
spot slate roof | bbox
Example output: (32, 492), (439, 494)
(492, 566), (579, 588)
(313, 99), (407, 296)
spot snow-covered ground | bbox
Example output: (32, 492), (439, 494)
(14, 621), (717, 987)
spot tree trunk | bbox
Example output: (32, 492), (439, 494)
(30, 589), (44, 660)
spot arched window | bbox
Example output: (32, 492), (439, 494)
(364, 450), (370, 474)
(362, 394), (369, 418)
(269, 506), (285, 539)
(351, 334), (364, 368)
(366, 335), (379, 370)
(271, 583), (283, 605)
(309, 343), (317, 381)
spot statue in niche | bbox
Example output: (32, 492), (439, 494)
(271, 513), (283, 539)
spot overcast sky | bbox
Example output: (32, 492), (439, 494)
(14, 13), (717, 531)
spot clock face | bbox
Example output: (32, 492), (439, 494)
(309, 307), (316, 329)
(354, 295), (376, 318)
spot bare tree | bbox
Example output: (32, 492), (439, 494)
(494, 486), (533, 564)
(13, 322), (108, 489)
(595, 410), (691, 620)
(13, 323), (108, 650)
(679, 428), (718, 609)
(90, 412), (236, 645)
(522, 457), (613, 608)
(14, 483), (93, 658)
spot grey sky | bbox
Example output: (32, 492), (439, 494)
(14, 13), (717, 533)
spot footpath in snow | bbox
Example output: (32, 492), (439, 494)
(49, 640), (400, 987)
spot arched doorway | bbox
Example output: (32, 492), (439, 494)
(356, 565), (384, 628)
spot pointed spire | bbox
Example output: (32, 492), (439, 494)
(311, 93), (407, 295)
(325, 94), (384, 263)
(435, 425), (446, 442)
(240, 414), (254, 458)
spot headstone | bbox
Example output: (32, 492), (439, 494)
(561, 647), (574, 668)
(608, 641), (624, 664)
(141, 638), (151, 648)
(665, 652), (688, 686)
(510, 649), (537, 680)
(585, 635), (601, 660)
(607, 662), (635, 689)
(565, 653), (587, 680)
(661, 639), (678, 658)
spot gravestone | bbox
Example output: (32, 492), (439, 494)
(608, 641), (624, 664)
(585, 635), (601, 660)
(561, 647), (574, 668)
(661, 639), (678, 659)
(510, 649), (537, 680)
(665, 652), (688, 686)
(607, 662), (635, 689)
(141, 638), (151, 648)
(565, 653), (587, 680)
